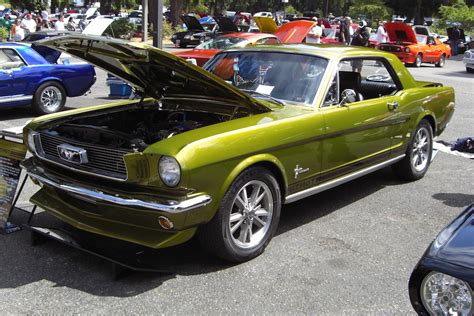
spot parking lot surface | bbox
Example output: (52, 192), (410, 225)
(0, 51), (472, 314)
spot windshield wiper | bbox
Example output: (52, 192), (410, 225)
(240, 89), (286, 106)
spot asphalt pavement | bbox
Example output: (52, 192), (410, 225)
(0, 49), (472, 314)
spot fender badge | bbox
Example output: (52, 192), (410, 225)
(294, 165), (309, 179)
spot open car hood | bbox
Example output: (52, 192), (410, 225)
(253, 16), (278, 33)
(180, 15), (204, 31)
(36, 35), (270, 113)
(214, 16), (239, 32)
(253, 17), (315, 43)
(385, 22), (418, 44)
(82, 18), (114, 36)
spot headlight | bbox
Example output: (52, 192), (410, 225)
(421, 271), (473, 315)
(405, 47), (410, 53)
(159, 156), (181, 187)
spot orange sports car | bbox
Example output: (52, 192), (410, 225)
(378, 22), (451, 67)
(174, 18), (315, 67)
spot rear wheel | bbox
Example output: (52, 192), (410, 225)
(467, 67), (474, 73)
(33, 81), (66, 115)
(199, 167), (281, 262)
(435, 54), (446, 67)
(393, 119), (433, 181)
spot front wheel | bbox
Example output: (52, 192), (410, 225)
(199, 167), (281, 262)
(33, 81), (66, 115)
(393, 119), (433, 181)
(414, 54), (422, 68)
(435, 54), (446, 67)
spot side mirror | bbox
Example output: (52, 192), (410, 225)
(339, 89), (357, 106)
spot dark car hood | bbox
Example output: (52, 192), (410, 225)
(214, 16), (239, 32)
(180, 15), (204, 31)
(36, 35), (270, 113)
(426, 204), (474, 270)
(385, 22), (418, 44)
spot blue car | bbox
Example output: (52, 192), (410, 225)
(0, 42), (96, 114)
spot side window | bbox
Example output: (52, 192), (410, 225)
(337, 58), (399, 101)
(0, 49), (25, 70)
(323, 74), (338, 107)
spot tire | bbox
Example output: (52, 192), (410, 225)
(199, 167), (281, 262)
(413, 54), (422, 68)
(392, 119), (433, 181)
(435, 54), (446, 68)
(467, 67), (474, 73)
(33, 81), (66, 115)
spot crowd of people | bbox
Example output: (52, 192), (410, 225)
(305, 16), (389, 47)
(0, 10), (86, 42)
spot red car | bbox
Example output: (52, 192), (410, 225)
(378, 22), (451, 67)
(174, 19), (315, 67)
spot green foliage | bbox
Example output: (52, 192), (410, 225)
(104, 19), (136, 39)
(10, 0), (35, 10)
(438, 0), (474, 32)
(284, 5), (302, 16)
(348, 0), (392, 25)
(163, 20), (184, 38)
(0, 26), (8, 41)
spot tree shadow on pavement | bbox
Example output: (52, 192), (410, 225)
(432, 192), (474, 208)
(0, 167), (401, 297)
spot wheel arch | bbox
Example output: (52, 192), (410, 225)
(419, 112), (437, 136)
(220, 154), (288, 202)
(36, 77), (69, 96)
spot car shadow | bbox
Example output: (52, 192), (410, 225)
(436, 71), (473, 78)
(432, 192), (474, 208)
(1, 167), (400, 297)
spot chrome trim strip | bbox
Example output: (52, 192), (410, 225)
(0, 95), (33, 103)
(284, 154), (405, 204)
(24, 166), (212, 213)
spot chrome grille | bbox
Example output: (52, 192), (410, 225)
(38, 133), (131, 180)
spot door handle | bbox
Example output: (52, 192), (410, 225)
(387, 101), (399, 111)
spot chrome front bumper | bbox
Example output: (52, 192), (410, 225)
(21, 159), (212, 214)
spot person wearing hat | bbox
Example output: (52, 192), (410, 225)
(21, 13), (36, 34)
(306, 17), (323, 44)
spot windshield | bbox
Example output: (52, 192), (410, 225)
(205, 51), (328, 106)
(416, 35), (427, 45)
(197, 36), (247, 49)
(323, 28), (337, 38)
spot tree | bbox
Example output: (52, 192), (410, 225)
(348, 0), (392, 25)
(439, 0), (474, 30)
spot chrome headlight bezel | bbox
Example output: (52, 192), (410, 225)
(27, 130), (39, 155)
(159, 156), (181, 187)
(421, 271), (473, 315)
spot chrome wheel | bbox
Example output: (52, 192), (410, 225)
(229, 180), (274, 249)
(415, 54), (422, 67)
(40, 86), (63, 111)
(411, 127), (430, 172)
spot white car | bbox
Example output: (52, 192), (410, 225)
(463, 49), (474, 73)
(254, 12), (273, 18)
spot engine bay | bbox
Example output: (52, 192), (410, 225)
(43, 107), (227, 152)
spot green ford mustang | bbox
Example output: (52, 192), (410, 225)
(22, 35), (455, 262)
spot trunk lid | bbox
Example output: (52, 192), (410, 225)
(36, 35), (270, 113)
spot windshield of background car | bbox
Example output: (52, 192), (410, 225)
(323, 28), (337, 38)
(197, 36), (247, 49)
(416, 35), (427, 45)
(205, 51), (328, 106)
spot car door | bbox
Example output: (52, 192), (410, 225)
(426, 37), (441, 62)
(320, 58), (404, 181)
